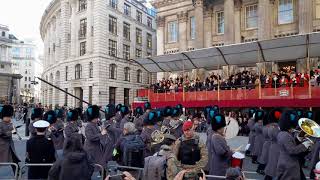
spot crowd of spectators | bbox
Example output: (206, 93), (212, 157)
(150, 69), (320, 93)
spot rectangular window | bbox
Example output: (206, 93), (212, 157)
(136, 48), (142, 58)
(124, 3), (131, 16)
(109, 87), (116, 105)
(28, 84), (31, 88)
(123, 22), (130, 40)
(53, 43), (56, 52)
(65, 88), (68, 106)
(147, 33), (152, 49)
(190, 16), (196, 39)
(79, 18), (87, 38)
(80, 41), (86, 56)
(278, 0), (293, 24)
(123, 44), (130, 60)
(147, 17), (152, 28)
(136, 10), (142, 23)
(25, 77), (27, 81)
(316, 0), (320, 19)
(79, 0), (87, 11)
(25, 84), (27, 88)
(65, 66), (68, 81)
(136, 28), (142, 44)
(29, 77), (31, 81)
(109, 16), (117, 35)
(217, 11), (224, 34)
(168, 21), (178, 42)
(109, 39), (117, 57)
(89, 86), (92, 104)
(109, 0), (117, 9)
(124, 88), (130, 106)
(147, 51), (151, 57)
(246, 5), (258, 29)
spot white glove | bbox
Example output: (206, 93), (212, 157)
(302, 141), (312, 149)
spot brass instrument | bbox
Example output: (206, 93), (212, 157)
(151, 126), (170, 145)
(298, 118), (320, 144)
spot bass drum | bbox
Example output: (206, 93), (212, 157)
(224, 117), (239, 139)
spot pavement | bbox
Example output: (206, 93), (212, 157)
(0, 119), (312, 179)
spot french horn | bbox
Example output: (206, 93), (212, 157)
(151, 126), (171, 145)
(298, 118), (320, 144)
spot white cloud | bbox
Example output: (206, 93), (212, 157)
(0, 0), (52, 55)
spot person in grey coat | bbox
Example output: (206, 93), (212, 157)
(28, 107), (43, 138)
(0, 105), (21, 174)
(276, 110), (312, 180)
(170, 107), (184, 139)
(133, 106), (146, 133)
(64, 109), (85, 145)
(207, 112), (233, 180)
(83, 105), (107, 171)
(44, 110), (65, 159)
(114, 104), (123, 128)
(251, 109), (265, 164)
(140, 111), (157, 157)
(119, 105), (131, 130)
(264, 109), (282, 180)
(246, 108), (256, 156)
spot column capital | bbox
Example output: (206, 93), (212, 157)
(204, 9), (212, 18)
(234, 0), (242, 10)
(193, 0), (203, 7)
(178, 11), (188, 23)
(156, 16), (165, 27)
(269, 0), (276, 4)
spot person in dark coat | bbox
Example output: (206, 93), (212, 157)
(162, 106), (173, 128)
(246, 108), (256, 156)
(29, 107), (43, 138)
(0, 105), (21, 174)
(170, 107), (184, 139)
(26, 120), (56, 180)
(308, 110), (320, 179)
(251, 109), (265, 164)
(140, 111), (157, 157)
(83, 105), (107, 167)
(48, 134), (94, 180)
(207, 112), (233, 180)
(264, 108), (282, 180)
(276, 110), (311, 180)
(133, 106), (144, 133)
(44, 110), (65, 159)
(114, 104), (123, 128)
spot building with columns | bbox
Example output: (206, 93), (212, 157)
(40, 0), (156, 109)
(153, 0), (320, 79)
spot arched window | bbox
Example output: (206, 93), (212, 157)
(75, 64), (82, 79)
(89, 62), (93, 78)
(124, 67), (130, 81)
(109, 64), (117, 79)
(137, 69), (142, 83)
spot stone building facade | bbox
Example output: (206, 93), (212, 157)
(153, 0), (320, 79)
(40, 0), (156, 108)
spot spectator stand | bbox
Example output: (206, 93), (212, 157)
(133, 33), (320, 108)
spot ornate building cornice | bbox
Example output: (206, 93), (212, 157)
(178, 11), (188, 22)
(193, 0), (203, 8)
(152, 0), (189, 9)
(204, 8), (212, 18)
(156, 16), (165, 27)
(234, 0), (242, 11)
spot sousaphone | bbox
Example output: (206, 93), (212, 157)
(298, 118), (320, 143)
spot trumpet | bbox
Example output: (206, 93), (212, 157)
(297, 118), (320, 144)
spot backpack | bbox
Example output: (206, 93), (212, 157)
(122, 135), (145, 167)
(143, 153), (172, 180)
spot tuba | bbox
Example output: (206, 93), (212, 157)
(298, 118), (320, 144)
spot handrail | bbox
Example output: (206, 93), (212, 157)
(19, 163), (53, 180)
(0, 162), (19, 180)
(108, 165), (144, 179)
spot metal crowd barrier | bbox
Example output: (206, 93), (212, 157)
(0, 162), (19, 180)
(94, 163), (105, 180)
(108, 165), (144, 179)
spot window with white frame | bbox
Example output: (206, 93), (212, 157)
(109, 15), (117, 35)
(79, 18), (87, 38)
(109, 39), (117, 57)
(147, 17), (152, 28)
(123, 22), (130, 40)
(168, 21), (178, 42)
(79, 0), (87, 11)
(316, 0), (320, 19)
(89, 62), (93, 78)
(217, 11), (224, 34)
(136, 49), (142, 58)
(147, 33), (152, 49)
(190, 16), (196, 39)
(136, 10), (142, 23)
(75, 64), (82, 79)
(124, 3), (131, 16)
(123, 44), (130, 60)
(246, 4), (258, 29)
(109, 0), (117, 9)
(124, 67), (130, 81)
(65, 66), (68, 81)
(80, 41), (86, 56)
(137, 69), (142, 83)
(278, 0), (293, 24)
(109, 64), (117, 79)
(136, 28), (142, 44)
